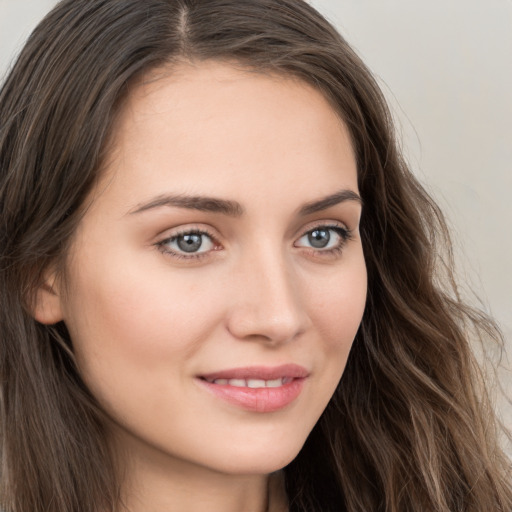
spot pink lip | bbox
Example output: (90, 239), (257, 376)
(200, 364), (309, 381)
(197, 364), (309, 413)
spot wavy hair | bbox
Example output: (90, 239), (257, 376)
(0, 1), (510, 511)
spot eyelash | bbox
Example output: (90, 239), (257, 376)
(295, 225), (353, 259)
(155, 224), (353, 261)
(156, 228), (220, 261)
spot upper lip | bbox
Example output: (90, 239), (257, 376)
(199, 364), (309, 381)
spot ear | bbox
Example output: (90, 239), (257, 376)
(31, 271), (64, 325)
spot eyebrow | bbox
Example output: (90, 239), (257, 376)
(128, 189), (362, 217)
(128, 194), (244, 216)
(298, 189), (362, 215)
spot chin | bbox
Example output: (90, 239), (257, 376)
(203, 434), (307, 476)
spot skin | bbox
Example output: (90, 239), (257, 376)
(35, 60), (367, 512)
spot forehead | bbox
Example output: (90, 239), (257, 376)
(97, 60), (357, 210)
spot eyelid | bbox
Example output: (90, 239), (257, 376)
(155, 225), (223, 260)
(293, 220), (354, 257)
(153, 219), (355, 262)
(294, 219), (352, 239)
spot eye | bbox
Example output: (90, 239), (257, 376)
(156, 229), (218, 258)
(295, 225), (351, 252)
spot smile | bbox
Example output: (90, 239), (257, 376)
(197, 365), (308, 413)
(202, 377), (293, 387)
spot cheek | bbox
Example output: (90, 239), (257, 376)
(307, 256), (367, 354)
(61, 252), (224, 396)
(283, 255), (366, 436)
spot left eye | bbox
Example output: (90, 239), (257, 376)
(160, 231), (215, 255)
(295, 226), (348, 250)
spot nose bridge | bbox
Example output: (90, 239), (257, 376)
(226, 241), (307, 344)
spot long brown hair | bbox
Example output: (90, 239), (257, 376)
(0, 1), (510, 511)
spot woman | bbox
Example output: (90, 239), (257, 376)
(0, 0), (510, 511)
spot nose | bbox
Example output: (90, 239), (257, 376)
(225, 248), (309, 345)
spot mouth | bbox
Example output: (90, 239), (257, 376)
(197, 364), (308, 413)
(201, 376), (294, 388)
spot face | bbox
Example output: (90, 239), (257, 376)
(47, 61), (366, 475)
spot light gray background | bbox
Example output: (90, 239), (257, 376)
(1, 1), (510, 430)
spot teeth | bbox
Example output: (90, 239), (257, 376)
(229, 379), (246, 387)
(247, 379), (266, 388)
(210, 378), (287, 387)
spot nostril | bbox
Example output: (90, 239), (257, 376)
(225, 310), (306, 345)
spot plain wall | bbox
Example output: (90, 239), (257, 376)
(1, 0), (510, 427)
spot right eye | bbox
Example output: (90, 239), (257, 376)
(156, 229), (218, 259)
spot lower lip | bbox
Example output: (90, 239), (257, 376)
(197, 378), (306, 413)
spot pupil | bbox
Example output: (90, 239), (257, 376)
(177, 234), (203, 252)
(308, 229), (330, 248)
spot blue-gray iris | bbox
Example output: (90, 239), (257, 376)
(308, 229), (330, 248)
(177, 234), (203, 252)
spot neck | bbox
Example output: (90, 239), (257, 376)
(122, 466), (269, 512)
(114, 432), (271, 512)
